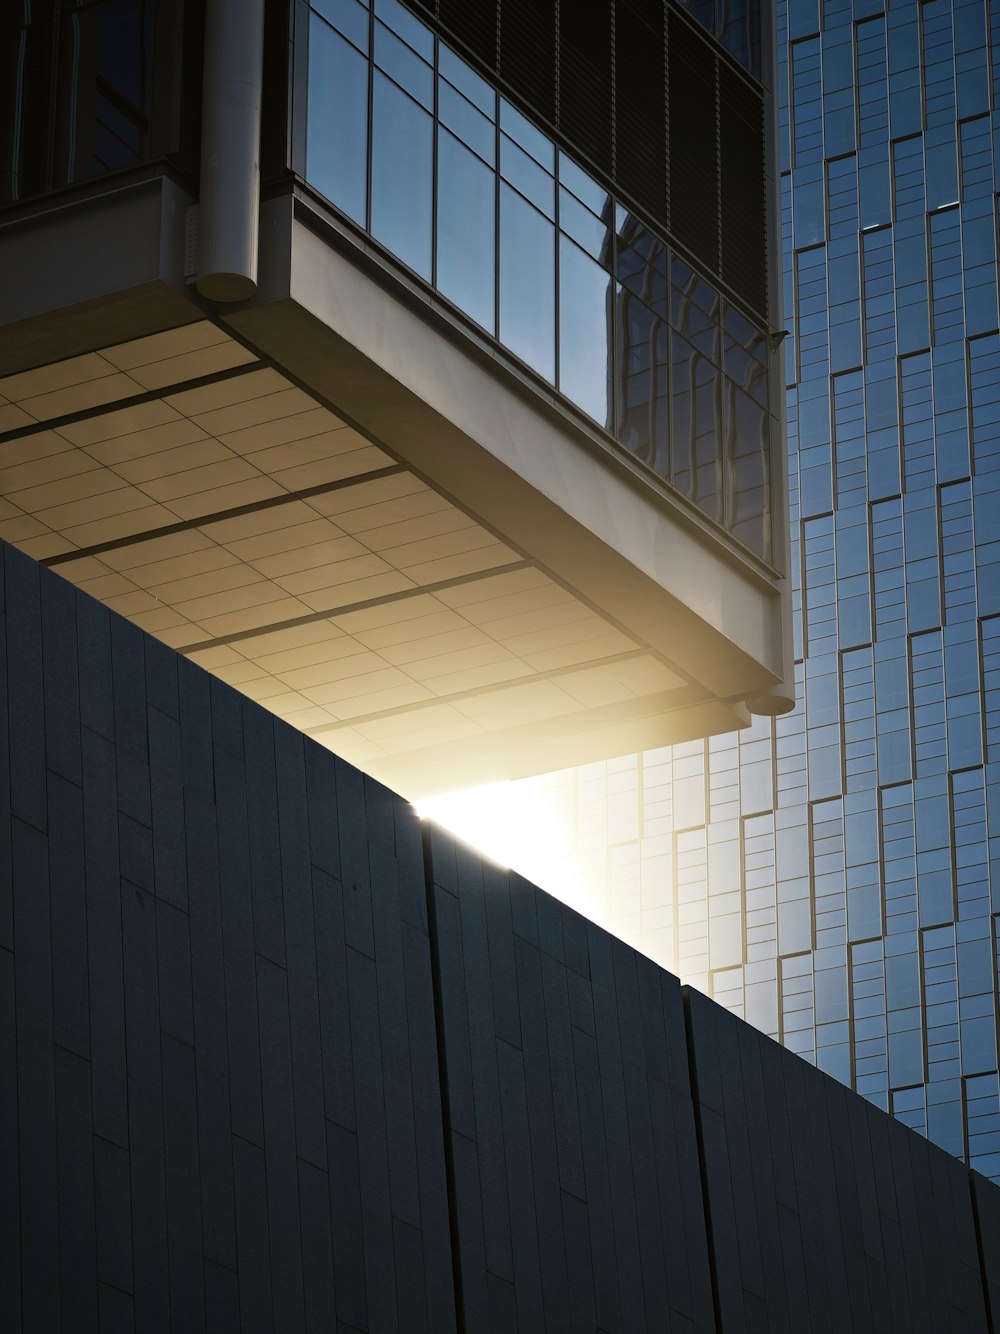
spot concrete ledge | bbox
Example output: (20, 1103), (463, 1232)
(0, 176), (198, 376)
(227, 195), (788, 703)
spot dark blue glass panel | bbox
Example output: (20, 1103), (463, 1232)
(313, 0), (369, 52)
(375, 22), (433, 108)
(437, 130), (496, 333)
(500, 136), (554, 218)
(672, 269), (720, 365)
(616, 289), (669, 477)
(499, 183), (555, 381)
(617, 214), (668, 320)
(674, 281), (720, 365)
(680, 0), (717, 36)
(717, 0), (759, 78)
(371, 72), (433, 278)
(374, 0), (433, 60)
(671, 332), (721, 519)
(793, 172), (826, 248)
(724, 304), (769, 407)
(558, 153), (609, 217)
(559, 190), (611, 265)
(439, 80), (495, 163)
(438, 45), (495, 116)
(307, 14), (369, 225)
(925, 127), (959, 210)
(559, 236), (612, 429)
(499, 99), (554, 172)
(725, 387), (769, 558)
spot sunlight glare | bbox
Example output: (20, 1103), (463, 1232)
(416, 778), (607, 928)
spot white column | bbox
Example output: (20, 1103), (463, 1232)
(197, 0), (266, 302)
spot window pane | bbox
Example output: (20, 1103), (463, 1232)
(439, 45), (495, 116)
(375, 21), (432, 108)
(437, 129), (495, 333)
(558, 153), (609, 216)
(371, 71), (433, 278)
(499, 98), (554, 171)
(672, 332), (721, 517)
(499, 183), (555, 381)
(671, 258), (721, 361)
(313, 0), (369, 52)
(616, 289), (669, 475)
(500, 135), (554, 217)
(307, 14), (369, 225)
(725, 384), (769, 557)
(55, 0), (155, 184)
(559, 236), (612, 428)
(724, 302), (769, 406)
(618, 214), (668, 319)
(559, 189), (610, 263)
(439, 79), (495, 163)
(374, 0), (433, 60)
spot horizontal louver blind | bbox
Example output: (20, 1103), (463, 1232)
(438, 0), (497, 67)
(668, 12), (720, 273)
(395, 0), (769, 321)
(615, 0), (667, 225)
(719, 64), (767, 316)
(558, 4), (614, 176)
(500, 0), (556, 126)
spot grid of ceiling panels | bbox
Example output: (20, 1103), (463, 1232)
(0, 321), (690, 771)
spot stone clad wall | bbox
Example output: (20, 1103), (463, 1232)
(426, 832), (715, 1331)
(1, 537), (998, 1332)
(0, 539), (455, 1334)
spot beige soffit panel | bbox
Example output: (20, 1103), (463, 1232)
(0, 320), (751, 795)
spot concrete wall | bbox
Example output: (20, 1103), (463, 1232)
(1, 536), (997, 1333)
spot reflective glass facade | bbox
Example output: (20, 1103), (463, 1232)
(497, 0), (1000, 1184)
(0, 0), (200, 205)
(675, 0), (762, 73)
(304, 0), (777, 560)
(400, 0), (769, 312)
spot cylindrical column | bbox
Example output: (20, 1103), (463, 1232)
(197, 0), (266, 302)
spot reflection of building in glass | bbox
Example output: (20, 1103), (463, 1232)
(0, 0), (792, 799)
(615, 241), (773, 555)
(0, 0), (194, 201)
(505, 0), (1000, 1185)
(306, 6), (777, 558)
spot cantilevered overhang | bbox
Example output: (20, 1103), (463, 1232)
(0, 178), (790, 797)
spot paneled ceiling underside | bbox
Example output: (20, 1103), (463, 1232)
(0, 320), (704, 795)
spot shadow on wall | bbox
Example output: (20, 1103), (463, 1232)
(1, 536), (999, 1332)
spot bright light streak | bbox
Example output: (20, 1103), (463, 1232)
(416, 778), (608, 929)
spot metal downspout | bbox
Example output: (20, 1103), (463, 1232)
(197, 0), (266, 302)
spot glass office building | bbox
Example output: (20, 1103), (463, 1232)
(490, 0), (1000, 1184)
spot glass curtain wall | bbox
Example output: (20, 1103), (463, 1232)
(0, 0), (197, 205)
(303, 0), (775, 561)
(510, 0), (1000, 1185)
(676, 0), (762, 73)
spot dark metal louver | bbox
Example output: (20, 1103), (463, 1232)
(614, 0), (667, 225)
(719, 63), (767, 317)
(558, 3), (614, 177)
(499, 0), (556, 126)
(438, 0), (497, 69)
(391, 0), (770, 323)
(667, 11), (720, 273)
